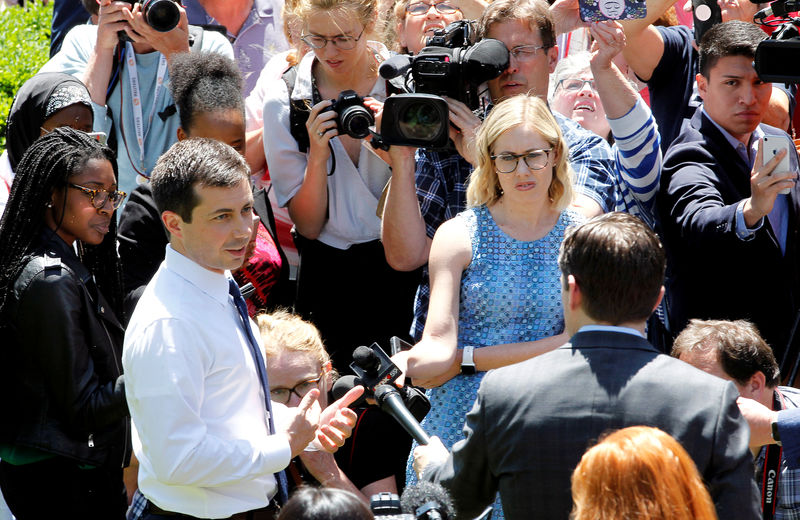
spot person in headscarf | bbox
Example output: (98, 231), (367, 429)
(1, 72), (93, 215)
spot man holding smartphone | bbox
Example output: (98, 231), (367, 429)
(657, 21), (800, 369)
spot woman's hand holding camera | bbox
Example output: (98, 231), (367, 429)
(308, 100), (339, 148)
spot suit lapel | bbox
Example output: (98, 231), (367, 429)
(695, 111), (784, 250)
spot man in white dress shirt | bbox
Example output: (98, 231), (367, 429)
(123, 138), (362, 519)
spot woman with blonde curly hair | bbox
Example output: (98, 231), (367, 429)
(571, 426), (718, 520)
(393, 94), (583, 517)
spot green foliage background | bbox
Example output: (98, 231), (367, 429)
(0, 1), (54, 150)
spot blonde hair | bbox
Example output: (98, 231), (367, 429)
(293, 0), (379, 37)
(467, 94), (573, 209)
(571, 426), (718, 520)
(257, 309), (331, 369)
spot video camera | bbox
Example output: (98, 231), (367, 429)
(377, 21), (510, 149)
(753, 1), (800, 83)
(755, 22), (800, 83)
(118, 0), (181, 42)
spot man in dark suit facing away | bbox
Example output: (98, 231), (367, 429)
(413, 213), (760, 519)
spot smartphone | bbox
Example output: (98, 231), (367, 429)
(86, 131), (108, 146)
(691, 0), (721, 45)
(578, 0), (647, 21)
(762, 135), (798, 195)
(389, 336), (414, 356)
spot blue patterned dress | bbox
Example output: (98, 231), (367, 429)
(408, 205), (584, 517)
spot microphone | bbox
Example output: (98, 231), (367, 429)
(400, 481), (455, 520)
(374, 384), (431, 445)
(353, 345), (382, 373)
(380, 54), (413, 80)
(331, 375), (368, 408)
(754, 0), (799, 19)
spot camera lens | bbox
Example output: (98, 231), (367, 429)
(143, 0), (180, 32)
(339, 106), (374, 139)
(398, 101), (443, 141)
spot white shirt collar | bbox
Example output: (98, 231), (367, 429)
(164, 245), (230, 306)
(578, 324), (645, 338)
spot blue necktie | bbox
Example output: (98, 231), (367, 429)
(228, 278), (290, 505)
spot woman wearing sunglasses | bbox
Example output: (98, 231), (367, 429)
(394, 94), (583, 518)
(392, 0), (490, 55)
(258, 310), (409, 502)
(0, 128), (130, 519)
(263, 0), (419, 374)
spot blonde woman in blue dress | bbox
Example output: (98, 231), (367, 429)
(392, 94), (584, 517)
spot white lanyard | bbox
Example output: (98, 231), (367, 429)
(124, 42), (167, 178)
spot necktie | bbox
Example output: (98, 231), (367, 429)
(228, 278), (290, 505)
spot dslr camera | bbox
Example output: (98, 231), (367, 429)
(322, 90), (375, 139)
(118, 0), (181, 42)
(378, 20), (509, 149)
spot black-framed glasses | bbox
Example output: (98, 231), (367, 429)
(508, 44), (549, 62)
(270, 374), (323, 405)
(491, 149), (552, 174)
(68, 183), (127, 210)
(301, 27), (365, 50)
(557, 78), (596, 92)
(406, 1), (461, 16)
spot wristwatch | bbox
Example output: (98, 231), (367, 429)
(460, 346), (476, 375)
(772, 418), (783, 446)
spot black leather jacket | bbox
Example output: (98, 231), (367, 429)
(0, 232), (131, 468)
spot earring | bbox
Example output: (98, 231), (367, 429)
(45, 202), (53, 208)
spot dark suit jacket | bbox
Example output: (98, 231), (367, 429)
(423, 330), (760, 520)
(657, 108), (800, 365)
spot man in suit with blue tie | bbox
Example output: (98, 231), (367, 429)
(657, 20), (800, 367)
(413, 212), (760, 519)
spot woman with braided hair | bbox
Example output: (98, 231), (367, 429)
(0, 128), (131, 519)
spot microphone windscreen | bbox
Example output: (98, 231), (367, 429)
(352, 345), (379, 370)
(380, 54), (413, 79)
(331, 375), (361, 403)
(400, 481), (456, 520)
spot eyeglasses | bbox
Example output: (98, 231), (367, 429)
(301, 27), (365, 50)
(406, 1), (461, 16)
(270, 374), (323, 405)
(491, 149), (552, 174)
(557, 78), (596, 92)
(68, 183), (127, 210)
(508, 44), (549, 62)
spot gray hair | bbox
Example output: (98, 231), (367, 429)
(548, 51), (591, 103)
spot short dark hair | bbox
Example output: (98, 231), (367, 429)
(150, 138), (250, 222)
(672, 319), (780, 388)
(478, 0), (556, 49)
(80, 0), (98, 16)
(168, 52), (244, 132)
(558, 213), (665, 324)
(276, 486), (374, 520)
(698, 21), (766, 77)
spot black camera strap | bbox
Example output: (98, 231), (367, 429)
(761, 390), (785, 520)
